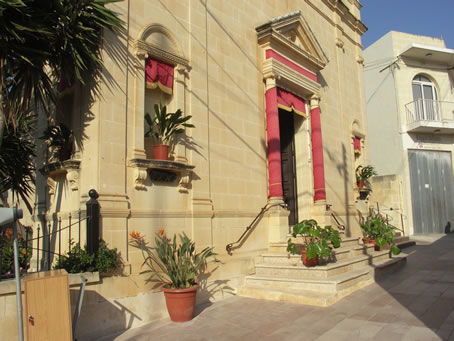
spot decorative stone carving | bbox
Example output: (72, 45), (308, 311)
(356, 56), (365, 66)
(335, 38), (345, 49)
(47, 177), (56, 196)
(67, 169), (79, 191)
(134, 167), (148, 190)
(178, 171), (190, 193)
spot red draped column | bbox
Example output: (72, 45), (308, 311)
(265, 78), (283, 199)
(310, 95), (326, 201)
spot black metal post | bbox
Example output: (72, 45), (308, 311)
(37, 225), (40, 272)
(86, 189), (100, 255)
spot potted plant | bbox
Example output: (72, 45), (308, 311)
(355, 165), (377, 188)
(144, 103), (195, 160)
(40, 123), (74, 162)
(360, 209), (401, 255)
(287, 219), (341, 267)
(129, 229), (217, 322)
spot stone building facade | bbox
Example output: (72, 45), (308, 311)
(3, 1), (369, 339)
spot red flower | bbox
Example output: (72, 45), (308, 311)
(129, 230), (143, 242)
(4, 228), (13, 238)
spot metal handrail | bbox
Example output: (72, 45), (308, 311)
(374, 202), (405, 236)
(330, 212), (346, 231)
(226, 202), (286, 255)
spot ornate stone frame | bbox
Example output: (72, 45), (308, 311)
(130, 24), (193, 191)
(256, 11), (328, 203)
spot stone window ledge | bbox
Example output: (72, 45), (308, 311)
(40, 159), (81, 191)
(129, 158), (194, 192)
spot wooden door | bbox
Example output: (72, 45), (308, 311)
(25, 269), (72, 341)
(279, 109), (298, 226)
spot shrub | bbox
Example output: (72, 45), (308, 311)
(54, 239), (120, 274)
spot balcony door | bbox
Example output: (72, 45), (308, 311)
(412, 75), (439, 121)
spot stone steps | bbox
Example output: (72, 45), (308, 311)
(238, 255), (407, 307)
(269, 236), (360, 253)
(254, 250), (391, 279)
(238, 232), (408, 306)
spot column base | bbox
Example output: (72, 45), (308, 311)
(266, 197), (289, 243)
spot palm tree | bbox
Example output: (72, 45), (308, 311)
(0, 0), (124, 210)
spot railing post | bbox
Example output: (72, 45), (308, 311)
(86, 189), (100, 255)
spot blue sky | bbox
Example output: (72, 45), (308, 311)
(360, 0), (454, 49)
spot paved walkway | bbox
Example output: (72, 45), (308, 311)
(104, 234), (454, 341)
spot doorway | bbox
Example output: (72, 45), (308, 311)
(279, 109), (298, 226)
(408, 150), (454, 234)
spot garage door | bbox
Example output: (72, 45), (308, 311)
(408, 150), (454, 234)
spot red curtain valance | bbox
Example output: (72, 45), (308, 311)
(353, 137), (361, 155)
(277, 88), (306, 117)
(145, 58), (174, 95)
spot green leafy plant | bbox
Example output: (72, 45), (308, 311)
(355, 165), (378, 187)
(0, 107), (36, 213)
(144, 103), (195, 145)
(287, 219), (341, 260)
(40, 123), (73, 161)
(0, 227), (32, 278)
(129, 230), (218, 289)
(360, 209), (401, 255)
(54, 239), (120, 274)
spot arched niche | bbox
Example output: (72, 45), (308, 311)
(129, 23), (191, 189)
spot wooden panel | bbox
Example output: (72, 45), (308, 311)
(25, 269), (72, 341)
(279, 109), (298, 226)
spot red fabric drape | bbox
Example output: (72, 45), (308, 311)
(353, 137), (361, 155)
(145, 58), (174, 94)
(276, 88), (306, 117)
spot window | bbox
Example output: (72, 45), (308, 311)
(412, 75), (439, 121)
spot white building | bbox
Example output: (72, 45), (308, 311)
(364, 31), (454, 235)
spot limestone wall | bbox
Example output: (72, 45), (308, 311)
(5, 0), (368, 338)
(368, 175), (406, 235)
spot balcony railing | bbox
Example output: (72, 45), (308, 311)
(405, 99), (454, 125)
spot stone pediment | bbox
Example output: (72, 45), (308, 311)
(256, 11), (327, 72)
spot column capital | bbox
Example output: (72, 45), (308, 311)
(310, 94), (321, 110)
(264, 73), (279, 91)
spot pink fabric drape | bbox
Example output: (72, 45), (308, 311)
(311, 106), (326, 201)
(276, 88), (306, 117)
(145, 58), (174, 94)
(266, 87), (284, 198)
(353, 137), (361, 155)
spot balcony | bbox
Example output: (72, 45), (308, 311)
(404, 99), (454, 134)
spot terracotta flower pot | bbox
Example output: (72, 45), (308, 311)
(302, 250), (318, 267)
(362, 238), (379, 251)
(153, 144), (169, 160)
(357, 181), (365, 188)
(161, 284), (199, 322)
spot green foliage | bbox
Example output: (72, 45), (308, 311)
(144, 103), (195, 145)
(0, 227), (32, 277)
(0, 107), (36, 212)
(360, 209), (401, 255)
(287, 219), (341, 260)
(54, 239), (120, 274)
(129, 231), (218, 289)
(0, 0), (125, 114)
(39, 123), (73, 161)
(355, 165), (378, 186)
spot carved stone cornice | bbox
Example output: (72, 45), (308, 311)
(262, 58), (321, 97)
(133, 40), (189, 68)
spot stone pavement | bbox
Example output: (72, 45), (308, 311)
(102, 234), (454, 341)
